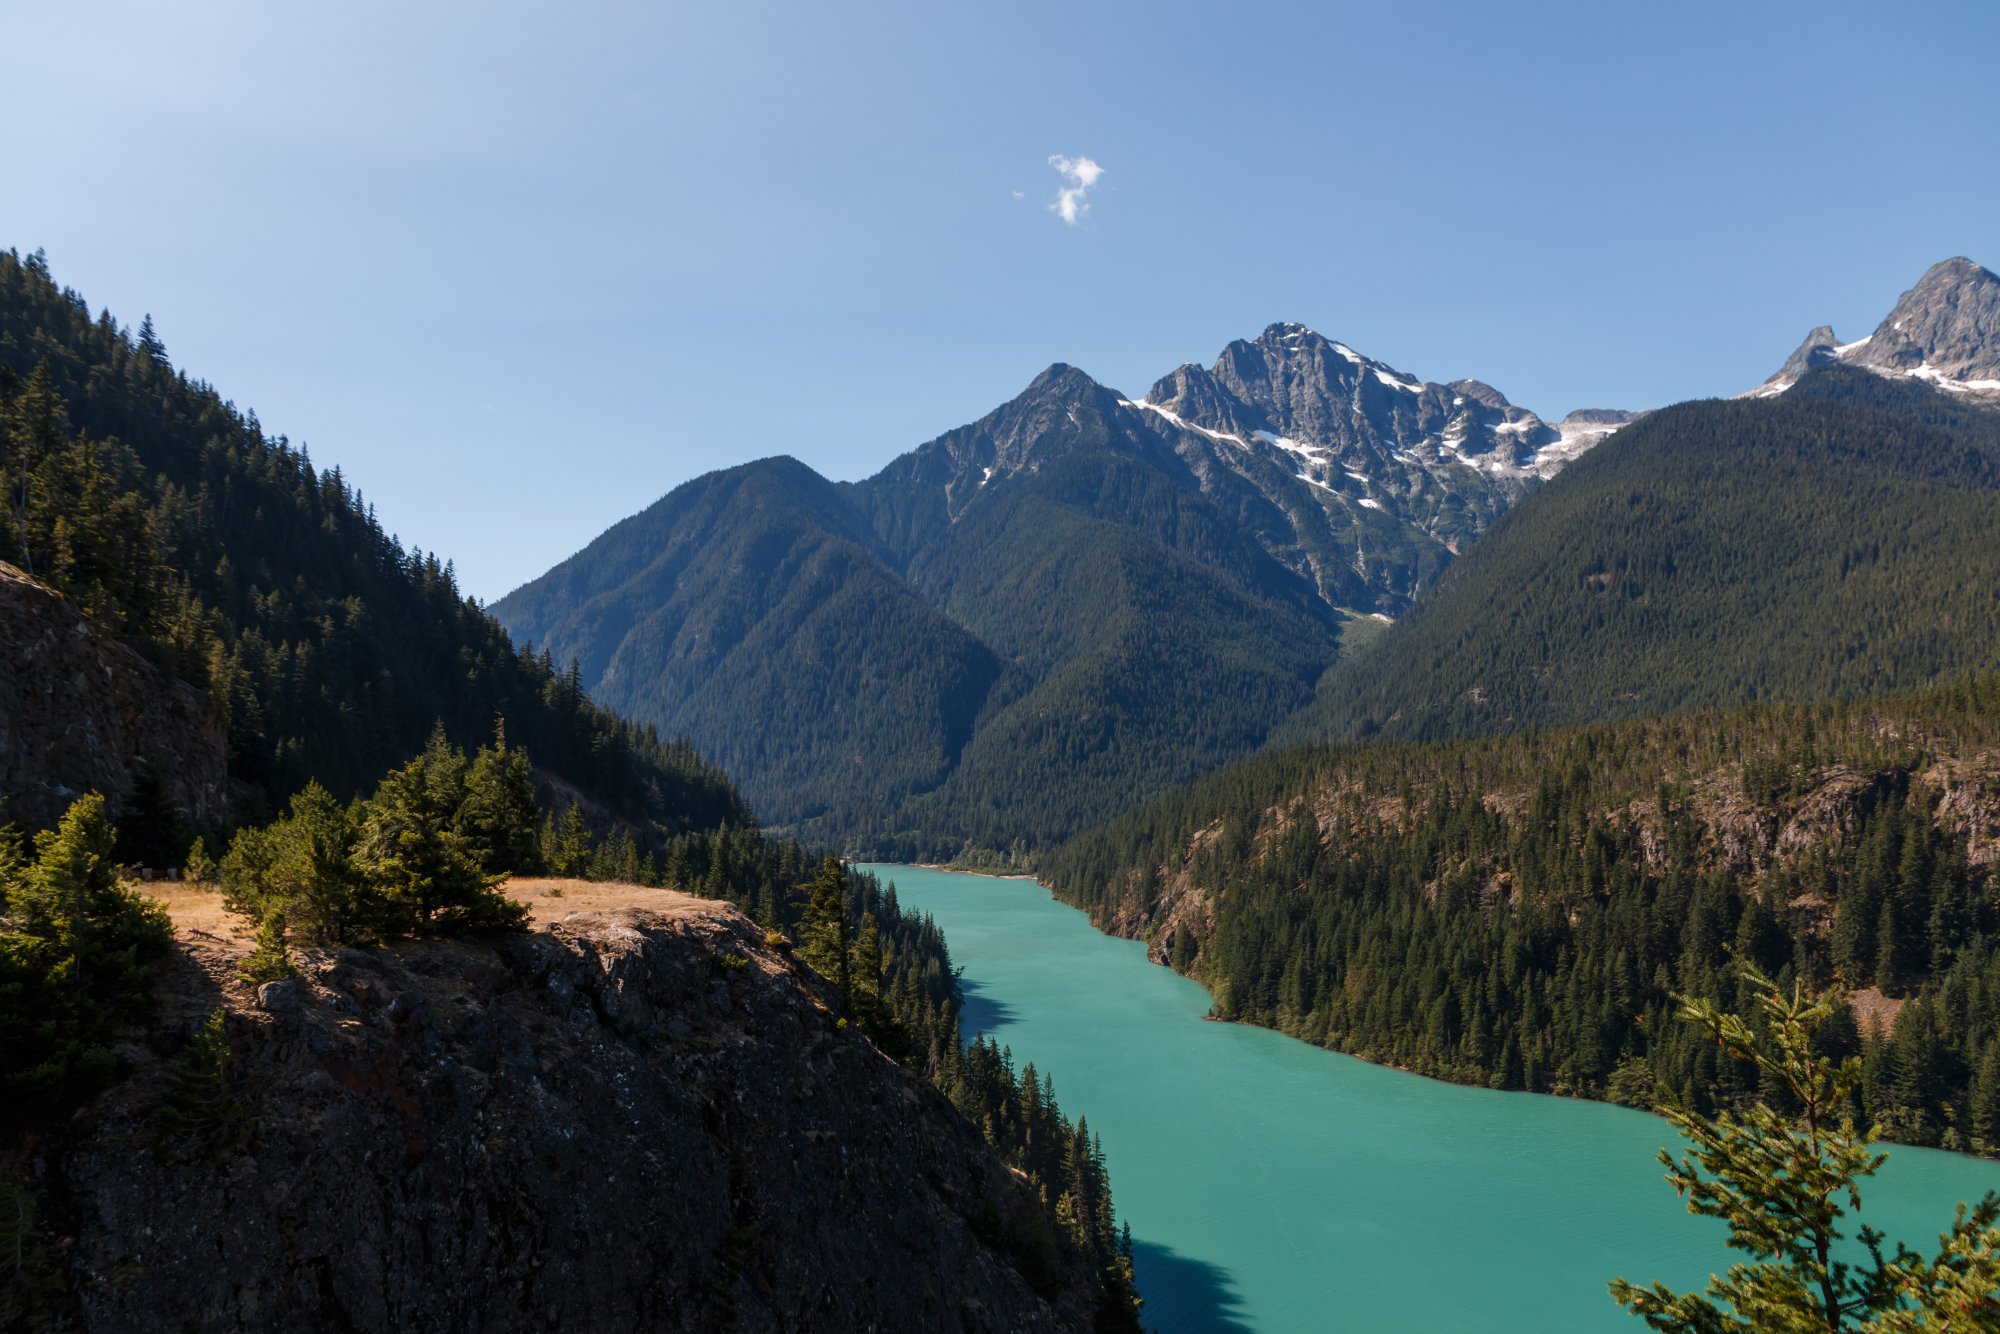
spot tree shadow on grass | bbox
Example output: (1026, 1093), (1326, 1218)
(1130, 1237), (1253, 1334)
(957, 975), (1018, 1040)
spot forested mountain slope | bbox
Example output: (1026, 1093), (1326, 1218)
(499, 364), (1355, 855)
(497, 332), (1618, 857)
(488, 455), (1009, 833)
(1287, 365), (2000, 744)
(1045, 676), (2000, 1154)
(0, 248), (739, 833)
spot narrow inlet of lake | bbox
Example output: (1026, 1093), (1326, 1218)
(866, 865), (2000, 1333)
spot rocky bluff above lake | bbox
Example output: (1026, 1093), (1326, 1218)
(58, 887), (1095, 1332)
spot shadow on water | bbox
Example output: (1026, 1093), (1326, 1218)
(1130, 1238), (1253, 1334)
(957, 976), (1019, 1040)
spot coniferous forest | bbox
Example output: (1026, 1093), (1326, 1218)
(0, 248), (739, 832)
(16, 5), (2000, 1330)
(0, 250), (1141, 1328)
(1048, 675), (2000, 1156)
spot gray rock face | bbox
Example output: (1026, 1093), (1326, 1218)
(878, 324), (1635, 618)
(1772, 324), (1842, 383)
(1848, 256), (2000, 381)
(0, 560), (228, 832)
(63, 898), (1093, 1332)
(1752, 257), (2000, 398)
(1126, 324), (1633, 613)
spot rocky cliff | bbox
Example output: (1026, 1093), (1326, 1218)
(49, 889), (1095, 1332)
(0, 560), (227, 834)
(1753, 256), (2000, 398)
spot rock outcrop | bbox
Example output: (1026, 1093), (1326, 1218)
(1751, 256), (2000, 398)
(0, 560), (227, 832)
(58, 892), (1093, 1332)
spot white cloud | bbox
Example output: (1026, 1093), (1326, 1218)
(1047, 154), (1103, 225)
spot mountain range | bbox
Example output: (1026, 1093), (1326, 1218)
(494, 324), (1637, 855)
(495, 256), (2000, 858)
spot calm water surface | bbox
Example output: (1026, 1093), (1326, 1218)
(865, 865), (2000, 1333)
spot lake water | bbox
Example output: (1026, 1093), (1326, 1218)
(865, 864), (2000, 1333)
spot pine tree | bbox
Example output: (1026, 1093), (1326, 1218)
(552, 803), (591, 877)
(183, 836), (217, 885)
(238, 911), (295, 986)
(356, 729), (524, 934)
(1972, 1042), (2000, 1156)
(0, 794), (171, 1109)
(135, 314), (166, 363)
(114, 758), (184, 871)
(219, 782), (363, 944)
(1609, 965), (2000, 1330)
(796, 856), (853, 1003)
(460, 723), (542, 874)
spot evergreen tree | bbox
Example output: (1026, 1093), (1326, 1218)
(134, 314), (166, 363)
(183, 835), (217, 885)
(551, 803), (591, 877)
(156, 1007), (248, 1154)
(0, 794), (171, 1111)
(459, 724), (542, 874)
(795, 856), (853, 1002)
(1609, 966), (2000, 1331)
(355, 731), (525, 934)
(219, 781), (364, 944)
(238, 911), (295, 986)
(114, 758), (186, 871)
(1972, 1042), (2000, 1156)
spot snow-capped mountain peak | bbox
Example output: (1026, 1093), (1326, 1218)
(1750, 257), (2000, 399)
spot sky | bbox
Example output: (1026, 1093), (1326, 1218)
(3, 0), (1996, 601)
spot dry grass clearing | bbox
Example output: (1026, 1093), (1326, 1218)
(148, 876), (722, 945)
(145, 880), (249, 946)
(504, 876), (715, 926)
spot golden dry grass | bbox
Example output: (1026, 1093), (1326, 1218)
(145, 880), (252, 946)
(145, 875), (713, 947)
(505, 877), (727, 927)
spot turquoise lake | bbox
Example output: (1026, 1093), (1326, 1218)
(864, 864), (2000, 1333)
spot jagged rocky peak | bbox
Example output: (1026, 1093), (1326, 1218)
(1853, 256), (2000, 381)
(1446, 379), (1515, 411)
(1753, 257), (2000, 397)
(1138, 360), (1265, 438)
(1773, 325), (1843, 382)
(895, 359), (1167, 501)
(1133, 321), (1634, 490)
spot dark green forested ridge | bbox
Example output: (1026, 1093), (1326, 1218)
(1284, 365), (2000, 746)
(0, 247), (741, 834)
(1047, 674), (2000, 1156)
(495, 367), (1344, 863)
(489, 456), (1013, 851)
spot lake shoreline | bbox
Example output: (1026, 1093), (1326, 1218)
(876, 862), (2000, 1332)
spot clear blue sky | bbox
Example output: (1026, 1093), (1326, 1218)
(5, 1), (1995, 601)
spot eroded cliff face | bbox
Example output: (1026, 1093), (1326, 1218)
(0, 561), (227, 833)
(57, 891), (1090, 1332)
